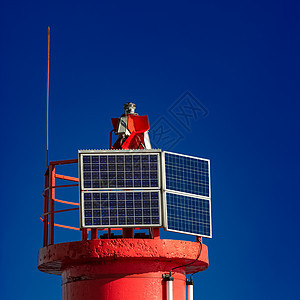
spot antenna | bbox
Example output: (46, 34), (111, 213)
(46, 26), (50, 167)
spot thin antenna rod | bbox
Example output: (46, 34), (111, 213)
(46, 26), (50, 167)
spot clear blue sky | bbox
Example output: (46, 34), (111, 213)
(1, 1), (299, 299)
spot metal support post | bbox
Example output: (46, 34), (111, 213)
(81, 228), (88, 241)
(91, 228), (98, 239)
(48, 165), (55, 245)
(122, 228), (134, 238)
(43, 171), (49, 246)
(186, 279), (193, 300)
(162, 273), (174, 300)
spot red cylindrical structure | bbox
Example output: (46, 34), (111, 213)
(38, 239), (208, 300)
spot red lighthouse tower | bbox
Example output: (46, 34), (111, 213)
(38, 102), (211, 300)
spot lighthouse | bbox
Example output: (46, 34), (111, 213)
(38, 103), (212, 300)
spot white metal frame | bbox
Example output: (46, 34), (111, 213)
(79, 149), (162, 191)
(80, 190), (163, 229)
(78, 149), (163, 229)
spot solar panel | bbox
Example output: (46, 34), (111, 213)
(163, 152), (210, 197)
(165, 193), (211, 237)
(80, 151), (160, 190)
(82, 190), (161, 228)
(162, 151), (212, 237)
(79, 150), (162, 228)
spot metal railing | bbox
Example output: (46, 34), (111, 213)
(41, 158), (160, 247)
(42, 159), (80, 246)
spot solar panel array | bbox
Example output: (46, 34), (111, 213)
(163, 152), (211, 237)
(79, 150), (162, 228)
(79, 150), (212, 237)
(81, 153), (159, 190)
(83, 191), (161, 227)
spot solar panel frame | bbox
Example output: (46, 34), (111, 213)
(78, 149), (163, 229)
(161, 151), (212, 238)
(163, 192), (212, 238)
(162, 151), (211, 199)
(79, 149), (162, 191)
(80, 190), (163, 228)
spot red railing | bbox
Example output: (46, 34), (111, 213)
(41, 158), (160, 247)
(42, 159), (81, 246)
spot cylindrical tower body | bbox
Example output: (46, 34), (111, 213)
(38, 239), (208, 300)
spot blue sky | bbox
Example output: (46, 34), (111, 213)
(1, 1), (299, 299)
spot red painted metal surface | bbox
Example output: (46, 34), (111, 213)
(53, 198), (79, 206)
(48, 164), (55, 245)
(43, 171), (49, 246)
(55, 173), (79, 182)
(42, 159), (81, 245)
(111, 114), (149, 150)
(38, 239), (209, 300)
